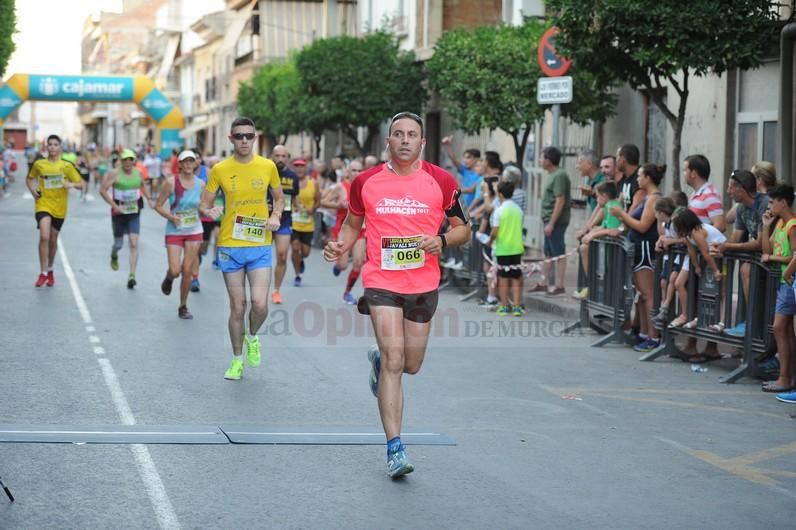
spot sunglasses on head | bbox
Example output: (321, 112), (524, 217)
(231, 133), (255, 141)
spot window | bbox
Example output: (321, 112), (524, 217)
(736, 115), (776, 169)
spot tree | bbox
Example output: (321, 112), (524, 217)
(426, 19), (616, 163)
(547, 0), (783, 188)
(294, 31), (426, 156)
(0, 0), (16, 77)
(238, 61), (303, 150)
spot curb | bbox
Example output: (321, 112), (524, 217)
(523, 293), (581, 321)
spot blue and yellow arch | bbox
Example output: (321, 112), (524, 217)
(0, 74), (184, 158)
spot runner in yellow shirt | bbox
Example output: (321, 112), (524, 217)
(289, 159), (320, 287)
(199, 117), (284, 380)
(25, 134), (85, 287)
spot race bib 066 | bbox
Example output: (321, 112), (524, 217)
(176, 210), (200, 229)
(119, 201), (139, 214)
(381, 235), (425, 270)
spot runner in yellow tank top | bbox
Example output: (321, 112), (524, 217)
(290, 166), (320, 286)
(199, 117), (284, 381)
(25, 134), (86, 287)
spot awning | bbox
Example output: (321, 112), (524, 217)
(218, 2), (254, 55)
(179, 116), (219, 139)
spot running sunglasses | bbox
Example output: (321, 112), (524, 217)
(231, 133), (256, 140)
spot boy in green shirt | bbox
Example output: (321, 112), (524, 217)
(578, 182), (623, 285)
(487, 181), (526, 316)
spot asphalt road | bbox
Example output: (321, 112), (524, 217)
(0, 183), (794, 529)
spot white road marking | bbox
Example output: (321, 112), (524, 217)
(58, 243), (181, 529)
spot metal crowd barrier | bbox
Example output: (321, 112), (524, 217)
(570, 236), (636, 347)
(439, 219), (487, 301)
(641, 246), (778, 383)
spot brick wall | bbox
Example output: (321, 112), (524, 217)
(442, 0), (502, 30)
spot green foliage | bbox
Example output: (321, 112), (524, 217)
(238, 61), (304, 143)
(426, 18), (615, 161)
(0, 0), (16, 78)
(547, 0), (781, 94)
(294, 31), (426, 154)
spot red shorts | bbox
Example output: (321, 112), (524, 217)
(165, 233), (203, 247)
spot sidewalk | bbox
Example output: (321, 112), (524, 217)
(522, 253), (581, 320)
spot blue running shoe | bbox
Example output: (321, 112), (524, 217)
(300, 259), (305, 274)
(724, 321), (746, 337)
(332, 264), (342, 276)
(776, 390), (796, 404)
(633, 338), (660, 352)
(387, 447), (414, 478)
(367, 345), (380, 397)
(343, 292), (356, 305)
(190, 278), (200, 292)
(293, 276), (302, 287)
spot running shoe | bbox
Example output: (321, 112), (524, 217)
(367, 345), (381, 397)
(178, 305), (193, 320)
(478, 297), (499, 308)
(496, 305), (509, 316)
(110, 250), (119, 271)
(190, 278), (200, 292)
(293, 275), (302, 287)
(223, 358), (244, 380)
(775, 390), (796, 404)
(272, 291), (283, 304)
(34, 273), (47, 287)
(511, 305), (524, 317)
(127, 274), (136, 289)
(633, 338), (660, 352)
(343, 292), (356, 305)
(300, 259), (305, 274)
(46, 270), (54, 287)
(245, 334), (261, 367)
(161, 275), (173, 296)
(724, 321), (746, 337)
(387, 447), (415, 478)
(332, 264), (342, 276)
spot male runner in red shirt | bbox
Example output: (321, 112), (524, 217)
(324, 112), (470, 478)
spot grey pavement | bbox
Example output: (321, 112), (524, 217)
(0, 182), (794, 529)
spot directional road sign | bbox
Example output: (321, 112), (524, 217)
(538, 27), (571, 77)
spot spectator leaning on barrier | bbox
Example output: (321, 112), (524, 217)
(530, 146), (570, 296)
(616, 144), (643, 212)
(578, 181), (622, 298)
(712, 170), (768, 338)
(611, 163), (665, 352)
(670, 208), (728, 363)
(675, 154), (725, 357)
(651, 196), (680, 328)
(762, 184), (796, 394)
(577, 150), (604, 212)
(599, 154), (617, 183)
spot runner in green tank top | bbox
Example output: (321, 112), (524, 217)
(100, 148), (153, 289)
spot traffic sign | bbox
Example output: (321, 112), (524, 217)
(538, 27), (571, 77)
(537, 76), (573, 105)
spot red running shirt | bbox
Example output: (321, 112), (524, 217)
(348, 161), (459, 294)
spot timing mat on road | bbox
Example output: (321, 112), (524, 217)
(0, 424), (455, 446)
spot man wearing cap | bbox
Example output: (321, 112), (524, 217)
(26, 134), (86, 287)
(269, 145), (300, 304)
(712, 169), (768, 337)
(100, 147), (153, 289)
(153, 150), (205, 319)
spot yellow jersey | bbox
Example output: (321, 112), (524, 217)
(28, 158), (83, 218)
(291, 178), (317, 232)
(206, 155), (281, 247)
